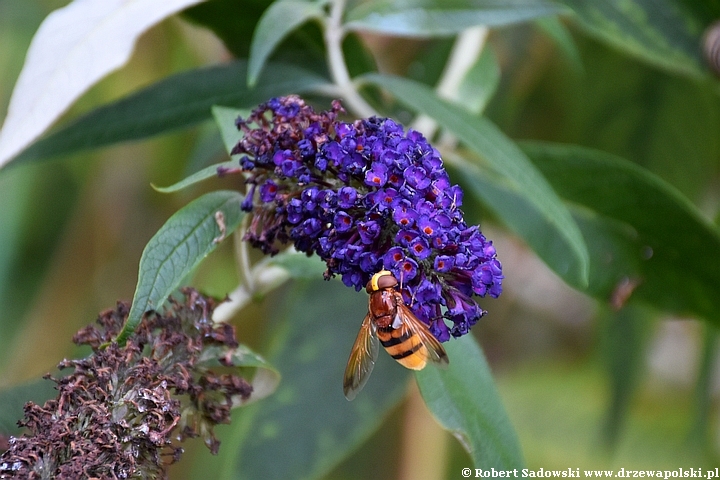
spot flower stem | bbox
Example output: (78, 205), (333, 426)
(324, 0), (377, 118)
(411, 26), (489, 141)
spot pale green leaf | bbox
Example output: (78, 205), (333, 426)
(152, 160), (238, 193)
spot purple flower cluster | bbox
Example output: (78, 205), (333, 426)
(228, 96), (502, 341)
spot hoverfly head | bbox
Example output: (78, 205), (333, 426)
(366, 270), (398, 293)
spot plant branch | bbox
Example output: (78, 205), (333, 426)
(324, 0), (377, 118)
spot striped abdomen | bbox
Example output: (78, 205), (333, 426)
(377, 325), (428, 370)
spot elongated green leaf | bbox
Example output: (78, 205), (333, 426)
(207, 279), (410, 480)
(559, 0), (708, 79)
(116, 191), (245, 345)
(416, 334), (525, 469)
(361, 73), (590, 287)
(11, 61), (328, 166)
(0, 379), (58, 435)
(346, 0), (564, 37)
(522, 141), (720, 322)
(153, 160), (238, 193)
(248, 0), (326, 87)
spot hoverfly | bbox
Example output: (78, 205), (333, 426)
(343, 270), (449, 400)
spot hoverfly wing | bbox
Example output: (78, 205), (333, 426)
(343, 314), (379, 401)
(396, 303), (449, 367)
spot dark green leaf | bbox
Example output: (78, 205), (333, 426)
(0, 379), (58, 435)
(209, 279), (411, 480)
(361, 73), (590, 287)
(559, 0), (709, 79)
(345, 0), (564, 37)
(116, 191), (245, 345)
(11, 61), (328, 166)
(522, 141), (720, 322)
(182, 0), (271, 58)
(416, 334), (525, 469)
(247, 0), (326, 87)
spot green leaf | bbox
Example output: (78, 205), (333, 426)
(209, 279), (411, 480)
(116, 191), (245, 345)
(456, 45), (501, 115)
(0, 379), (58, 435)
(534, 15), (583, 72)
(212, 106), (251, 155)
(11, 61), (328, 166)
(416, 335), (525, 469)
(153, 160), (238, 193)
(345, 0), (564, 37)
(455, 161), (592, 289)
(522, 141), (720, 322)
(265, 249), (327, 279)
(559, 0), (709, 79)
(247, 0), (327, 87)
(361, 73), (590, 287)
(151, 105), (250, 193)
(183, 0), (271, 58)
(200, 343), (281, 406)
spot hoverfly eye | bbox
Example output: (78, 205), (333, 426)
(376, 274), (398, 290)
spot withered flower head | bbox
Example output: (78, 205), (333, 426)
(0, 289), (251, 480)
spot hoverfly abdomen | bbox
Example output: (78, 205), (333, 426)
(377, 325), (427, 370)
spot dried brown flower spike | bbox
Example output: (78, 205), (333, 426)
(0, 288), (252, 480)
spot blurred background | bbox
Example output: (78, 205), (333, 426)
(1, 0), (719, 477)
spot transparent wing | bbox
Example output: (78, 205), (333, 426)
(396, 303), (449, 367)
(343, 314), (379, 401)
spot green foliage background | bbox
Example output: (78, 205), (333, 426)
(1, 0), (720, 478)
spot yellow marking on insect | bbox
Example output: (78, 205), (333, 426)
(370, 269), (392, 292)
